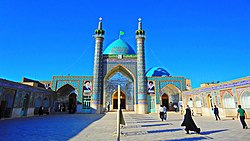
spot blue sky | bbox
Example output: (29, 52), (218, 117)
(0, 0), (249, 88)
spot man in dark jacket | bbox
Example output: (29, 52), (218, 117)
(214, 105), (221, 120)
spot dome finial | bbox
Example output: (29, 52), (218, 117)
(98, 17), (102, 30)
(138, 18), (142, 30)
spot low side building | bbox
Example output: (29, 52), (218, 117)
(183, 76), (250, 118)
(0, 78), (56, 119)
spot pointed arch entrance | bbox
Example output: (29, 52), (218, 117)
(21, 94), (30, 116)
(160, 84), (181, 111)
(68, 93), (77, 113)
(56, 84), (77, 113)
(207, 94), (213, 109)
(103, 65), (136, 111)
(112, 91), (126, 109)
(161, 93), (169, 110)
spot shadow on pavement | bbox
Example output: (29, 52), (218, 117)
(200, 129), (229, 135)
(137, 120), (162, 123)
(0, 114), (105, 141)
(147, 128), (183, 134)
(141, 123), (173, 127)
(124, 123), (173, 129)
(166, 136), (213, 141)
(123, 128), (183, 137)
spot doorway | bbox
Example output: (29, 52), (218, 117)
(112, 91), (126, 109)
(68, 93), (77, 113)
(161, 93), (169, 110)
(21, 94), (30, 116)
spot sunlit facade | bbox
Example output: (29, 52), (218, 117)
(51, 18), (189, 114)
(183, 76), (250, 118)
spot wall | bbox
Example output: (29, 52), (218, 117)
(183, 76), (250, 118)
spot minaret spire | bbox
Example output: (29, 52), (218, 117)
(92, 17), (105, 113)
(136, 18), (147, 114)
(94, 17), (105, 37)
(98, 17), (102, 30)
(136, 18), (145, 38)
(138, 18), (142, 30)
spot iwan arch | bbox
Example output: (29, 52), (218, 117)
(51, 18), (189, 114)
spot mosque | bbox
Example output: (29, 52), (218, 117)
(1, 18), (248, 119)
(51, 18), (189, 114)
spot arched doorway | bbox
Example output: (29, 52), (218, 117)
(241, 91), (250, 108)
(207, 94), (213, 109)
(56, 84), (77, 113)
(21, 94), (30, 116)
(161, 93), (169, 110)
(68, 93), (77, 113)
(103, 65), (135, 111)
(160, 84), (181, 111)
(112, 91), (126, 109)
(34, 96), (42, 115)
(222, 92), (236, 117)
(1, 89), (16, 118)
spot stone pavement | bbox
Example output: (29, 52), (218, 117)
(71, 112), (250, 141)
(0, 114), (105, 141)
(0, 112), (249, 141)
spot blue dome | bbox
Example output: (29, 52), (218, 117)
(103, 39), (136, 55)
(146, 67), (170, 77)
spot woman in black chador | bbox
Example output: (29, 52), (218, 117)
(181, 105), (201, 134)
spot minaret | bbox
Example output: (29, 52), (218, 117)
(91, 17), (105, 113)
(136, 18), (147, 114)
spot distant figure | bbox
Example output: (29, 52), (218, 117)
(173, 104), (178, 112)
(58, 104), (61, 112)
(237, 105), (248, 129)
(181, 105), (201, 134)
(107, 102), (110, 112)
(62, 104), (66, 112)
(159, 105), (164, 121)
(163, 105), (167, 120)
(180, 105), (184, 115)
(39, 106), (44, 116)
(213, 105), (221, 120)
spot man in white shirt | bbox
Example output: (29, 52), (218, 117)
(159, 105), (164, 121)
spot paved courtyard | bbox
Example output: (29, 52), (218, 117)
(0, 112), (249, 141)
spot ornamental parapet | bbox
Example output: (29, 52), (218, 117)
(184, 76), (250, 95)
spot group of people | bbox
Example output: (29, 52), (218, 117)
(213, 104), (248, 129)
(159, 104), (248, 134)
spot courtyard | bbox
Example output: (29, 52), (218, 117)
(0, 112), (249, 141)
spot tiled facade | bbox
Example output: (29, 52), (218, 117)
(183, 76), (250, 118)
(0, 79), (56, 118)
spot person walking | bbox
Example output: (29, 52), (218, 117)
(159, 105), (164, 121)
(214, 105), (221, 120)
(237, 105), (248, 129)
(39, 106), (44, 116)
(173, 104), (178, 112)
(163, 105), (167, 121)
(180, 105), (184, 115)
(181, 105), (201, 134)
